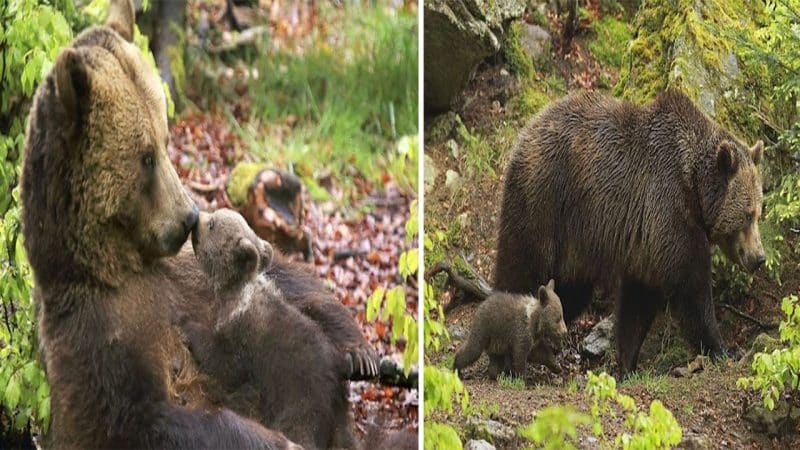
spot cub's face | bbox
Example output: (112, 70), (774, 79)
(536, 279), (568, 344)
(192, 209), (273, 290)
(711, 139), (765, 273)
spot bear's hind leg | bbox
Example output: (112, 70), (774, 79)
(453, 334), (485, 375)
(615, 280), (661, 376)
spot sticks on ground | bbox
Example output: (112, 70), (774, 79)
(720, 303), (778, 330)
(426, 259), (493, 312)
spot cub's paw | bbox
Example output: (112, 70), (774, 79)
(344, 346), (379, 380)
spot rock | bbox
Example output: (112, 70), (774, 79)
(678, 431), (712, 450)
(446, 139), (460, 159)
(582, 315), (614, 357)
(424, 0), (525, 112)
(687, 355), (711, 374)
(466, 417), (516, 446)
(445, 169), (462, 194)
(424, 154), (439, 194)
(744, 401), (800, 436)
(500, 68), (510, 76)
(464, 439), (496, 450)
(426, 111), (460, 144)
(519, 23), (551, 66)
(741, 333), (782, 366)
(670, 366), (690, 378)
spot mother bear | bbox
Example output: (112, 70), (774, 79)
(21, 0), (375, 447)
(494, 90), (765, 374)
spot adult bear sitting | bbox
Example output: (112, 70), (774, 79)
(22, 0), (374, 447)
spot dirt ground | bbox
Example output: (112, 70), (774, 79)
(424, 32), (800, 449)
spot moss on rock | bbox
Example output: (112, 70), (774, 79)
(227, 162), (267, 208)
(503, 21), (535, 78)
(614, 0), (769, 143)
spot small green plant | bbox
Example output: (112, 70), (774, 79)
(366, 200), (419, 374)
(521, 372), (682, 449)
(737, 294), (800, 410)
(497, 374), (526, 390)
(586, 371), (682, 449)
(519, 405), (591, 450)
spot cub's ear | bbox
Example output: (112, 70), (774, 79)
(716, 140), (739, 175)
(55, 48), (89, 121)
(750, 140), (764, 165)
(546, 279), (555, 291)
(106, 0), (135, 42)
(235, 237), (259, 276)
(537, 285), (549, 305)
(258, 239), (274, 270)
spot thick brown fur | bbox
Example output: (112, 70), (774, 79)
(494, 90), (765, 374)
(22, 1), (299, 447)
(179, 209), (356, 450)
(453, 281), (567, 378)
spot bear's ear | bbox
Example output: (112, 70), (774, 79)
(546, 279), (555, 291)
(750, 140), (764, 165)
(258, 239), (274, 270)
(537, 285), (549, 305)
(716, 140), (739, 175)
(55, 48), (89, 121)
(234, 237), (259, 276)
(106, 0), (135, 42)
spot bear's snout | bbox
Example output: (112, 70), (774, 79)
(184, 205), (200, 234)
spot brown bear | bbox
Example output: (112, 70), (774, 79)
(453, 280), (567, 378)
(177, 209), (356, 450)
(494, 90), (765, 374)
(21, 1), (301, 447)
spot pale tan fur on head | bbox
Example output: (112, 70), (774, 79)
(712, 139), (765, 273)
(47, 0), (197, 286)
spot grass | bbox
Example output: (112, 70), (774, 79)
(621, 371), (669, 397)
(180, 4), (418, 197)
(246, 5), (417, 190)
(497, 374), (526, 390)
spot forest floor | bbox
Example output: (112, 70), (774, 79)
(424, 5), (800, 449)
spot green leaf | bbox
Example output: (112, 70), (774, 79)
(5, 375), (21, 410)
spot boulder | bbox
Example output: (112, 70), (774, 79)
(582, 315), (614, 357)
(424, 0), (526, 112)
(465, 439), (496, 450)
(466, 417), (516, 446)
(519, 23), (551, 67)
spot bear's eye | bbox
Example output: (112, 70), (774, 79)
(142, 153), (155, 170)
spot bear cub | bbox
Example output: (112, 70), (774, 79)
(179, 209), (355, 450)
(453, 280), (567, 379)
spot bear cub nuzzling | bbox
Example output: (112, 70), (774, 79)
(453, 280), (567, 379)
(179, 209), (355, 450)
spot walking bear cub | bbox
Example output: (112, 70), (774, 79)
(453, 280), (568, 378)
(178, 209), (355, 450)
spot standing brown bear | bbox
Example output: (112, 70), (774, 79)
(21, 0), (355, 447)
(494, 90), (765, 374)
(453, 280), (567, 378)
(179, 209), (355, 450)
